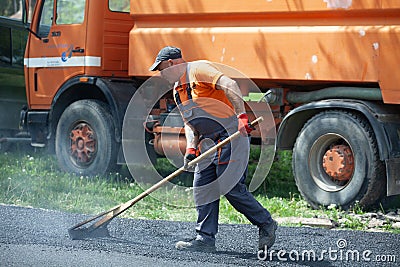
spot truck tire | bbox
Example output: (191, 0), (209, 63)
(55, 100), (118, 176)
(292, 110), (385, 210)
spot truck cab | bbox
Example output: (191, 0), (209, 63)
(22, 0), (136, 174)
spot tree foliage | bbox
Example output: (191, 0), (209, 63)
(0, 0), (21, 17)
(110, 0), (130, 12)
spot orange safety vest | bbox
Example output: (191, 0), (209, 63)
(174, 61), (236, 134)
(174, 61), (237, 136)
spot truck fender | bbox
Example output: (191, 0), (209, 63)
(50, 76), (138, 143)
(93, 78), (139, 141)
(277, 99), (394, 162)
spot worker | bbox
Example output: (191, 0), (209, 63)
(149, 46), (277, 252)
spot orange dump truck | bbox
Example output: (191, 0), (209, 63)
(1, 0), (399, 209)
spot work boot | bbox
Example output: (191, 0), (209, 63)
(175, 236), (216, 252)
(258, 220), (278, 250)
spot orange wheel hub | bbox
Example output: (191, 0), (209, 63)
(323, 145), (354, 182)
(70, 123), (96, 165)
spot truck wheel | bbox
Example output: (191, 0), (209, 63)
(55, 100), (118, 176)
(292, 110), (385, 209)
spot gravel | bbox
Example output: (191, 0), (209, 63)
(1, 204), (399, 266)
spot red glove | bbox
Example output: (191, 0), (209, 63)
(184, 148), (197, 170)
(238, 113), (254, 135)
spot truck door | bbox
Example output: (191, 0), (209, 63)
(25, 0), (87, 109)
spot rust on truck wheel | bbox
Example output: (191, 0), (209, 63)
(309, 134), (354, 192)
(322, 144), (354, 183)
(55, 100), (118, 176)
(292, 110), (386, 210)
(69, 122), (97, 167)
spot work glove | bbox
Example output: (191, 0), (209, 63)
(184, 147), (197, 171)
(238, 113), (254, 136)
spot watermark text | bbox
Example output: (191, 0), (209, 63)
(258, 239), (396, 263)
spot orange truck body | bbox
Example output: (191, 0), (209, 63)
(1, 0), (399, 209)
(129, 0), (400, 104)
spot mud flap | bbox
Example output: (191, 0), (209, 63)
(386, 158), (400, 196)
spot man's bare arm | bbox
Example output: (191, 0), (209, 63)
(184, 123), (198, 149)
(216, 75), (246, 115)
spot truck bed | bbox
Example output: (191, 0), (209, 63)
(129, 0), (400, 104)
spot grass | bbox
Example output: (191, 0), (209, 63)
(0, 148), (399, 233)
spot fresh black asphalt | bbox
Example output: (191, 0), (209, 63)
(0, 205), (399, 266)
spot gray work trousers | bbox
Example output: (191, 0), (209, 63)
(193, 134), (273, 243)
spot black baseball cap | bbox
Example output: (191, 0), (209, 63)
(149, 46), (182, 71)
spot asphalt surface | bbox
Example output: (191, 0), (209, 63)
(0, 204), (399, 266)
